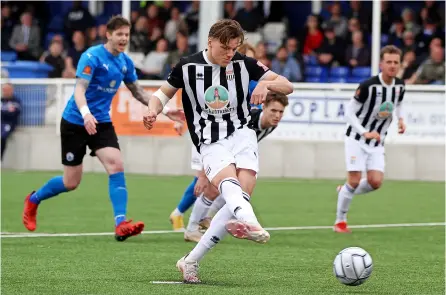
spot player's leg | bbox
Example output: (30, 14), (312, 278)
(170, 177), (198, 231)
(23, 119), (86, 231)
(171, 147), (205, 230)
(185, 184), (219, 242)
(335, 138), (365, 233)
(91, 123), (143, 241)
(359, 147), (385, 193)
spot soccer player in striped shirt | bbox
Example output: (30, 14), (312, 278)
(335, 45), (407, 233)
(143, 19), (293, 283)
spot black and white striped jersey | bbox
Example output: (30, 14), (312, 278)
(166, 50), (270, 148)
(346, 73), (405, 146)
(249, 108), (277, 142)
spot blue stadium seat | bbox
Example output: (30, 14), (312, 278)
(351, 67), (371, 78)
(304, 66), (328, 78)
(47, 16), (64, 33)
(330, 67), (349, 78)
(305, 76), (323, 83)
(328, 77), (348, 83)
(2, 61), (53, 78)
(381, 34), (389, 46)
(1, 51), (17, 62)
(305, 55), (319, 66)
(347, 76), (364, 84)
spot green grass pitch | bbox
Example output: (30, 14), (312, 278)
(1, 171), (444, 295)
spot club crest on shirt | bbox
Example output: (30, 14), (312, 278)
(203, 85), (234, 114)
(122, 65), (127, 74)
(82, 66), (92, 75)
(376, 101), (394, 119)
(226, 70), (234, 81)
(110, 80), (116, 88)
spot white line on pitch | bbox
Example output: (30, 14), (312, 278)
(1, 222), (444, 239)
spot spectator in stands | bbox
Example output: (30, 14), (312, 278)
(140, 38), (169, 80)
(422, 0), (442, 25)
(401, 30), (418, 55)
(131, 10), (140, 27)
(1, 83), (21, 160)
(1, 18), (12, 51)
(401, 8), (421, 36)
(302, 14), (324, 56)
(345, 31), (370, 68)
(389, 18), (405, 48)
(185, 0), (199, 35)
(349, 0), (371, 32)
(9, 12), (41, 61)
(345, 17), (362, 45)
(148, 27), (164, 52)
(40, 40), (65, 78)
(238, 43), (256, 57)
(234, 1), (265, 32)
(322, 2), (348, 39)
(130, 16), (150, 54)
(271, 46), (302, 82)
(158, 0), (175, 23)
(409, 45), (445, 85)
(63, 31), (87, 78)
(285, 37), (305, 72)
(416, 18), (444, 55)
(1, 4), (15, 37)
(317, 25), (345, 67)
(255, 41), (272, 68)
(397, 50), (418, 82)
(381, 1), (396, 33)
(146, 4), (164, 37)
(164, 32), (189, 69)
(223, 1), (236, 19)
(86, 27), (102, 47)
(63, 1), (95, 46)
(164, 7), (188, 44)
(97, 24), (107, 45)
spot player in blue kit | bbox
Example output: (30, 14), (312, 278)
(22, 16), (184, 241)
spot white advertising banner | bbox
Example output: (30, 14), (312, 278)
(268, 88), (445, 145)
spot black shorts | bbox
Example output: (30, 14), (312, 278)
(60, 118), (120, 166)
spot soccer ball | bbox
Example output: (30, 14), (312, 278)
(333, 247), (373, 286)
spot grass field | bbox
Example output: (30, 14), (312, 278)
(1, 171), (445, 295)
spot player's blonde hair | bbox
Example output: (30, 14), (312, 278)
(208, 19), (245, 46)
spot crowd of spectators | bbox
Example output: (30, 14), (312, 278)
(1, 0), (444, 84)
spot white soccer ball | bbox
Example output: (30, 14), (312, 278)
(333, 247), (373, 286)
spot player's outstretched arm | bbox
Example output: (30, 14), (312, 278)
(143, 83), (180, 130)
(75, 78), (97, 135)
(125, 80), (150, 106)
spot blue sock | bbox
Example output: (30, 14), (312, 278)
(109, 172), (128, 227)
(177, 177), (198, 213)
(30, 176), (68, 204)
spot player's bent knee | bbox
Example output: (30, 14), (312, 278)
(204, 185), (220, 200)
(63, 178), (81, 191)
(368, 178), (383, 190)
(346, 172), (361, 188)
(107, 158), (124, 174)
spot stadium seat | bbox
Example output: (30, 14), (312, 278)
(263, 22), (286, 54)
(328, 77), (348, 83)
(330, 67), (349, 78)
(347, 76), (364, 84)
(1, 51), (17, 62)
(305, 66), (328, 78)
(47, 16), (64, 33)
(381, 34), (389, 46)
(305, 76), (323, 83)
(351, 67), (371, 78)
(2, 61), (53, 78)
(306, 55), (319, 66)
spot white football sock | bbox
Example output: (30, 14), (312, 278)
(335, 183), (356, 223)
(187, 194), (213, 231)
(354, 178), (374, 195)
(219, 178), (258, 224)
(172, 208), (182, 216)
(205, 195), (225, 218)
(185, 204), (233, 262)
